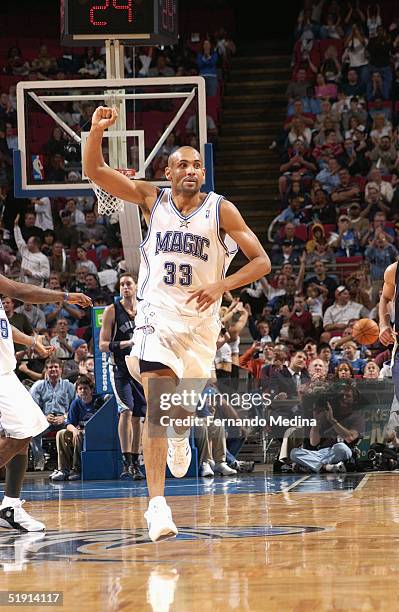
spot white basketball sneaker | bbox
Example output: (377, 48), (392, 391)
(167, 437), (191, 478)
(0, 501), (46, 532)
(144, 497), (178, 542)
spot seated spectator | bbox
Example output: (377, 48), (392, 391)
(49, 241), (76, 284)
(305, 284), (325, 330)
(14, 216), (49, 286)
(368, 96), (392, 123)
(287, 117), (312, 148)
(151, 153), (168, 180)
(44, 126), (68, 158)
(345, 270), (373, 310)
(30, 357), (76, 470)
(271, 241), (300, 267)
(315, 157), (341, 193)
(290, 294), (313, 337)
(306, 222), (329, 254)
(347, 202), (369, 238)
(370, 114), (392, 146)
(78, 47), (105, 77)
(149, 53), (176, 78)
(50, 318), (79, 359)
(77, 210), (108, 254)
(45, 153), (66, 183)
(330, 214), (361, 256)
(2, 297), (33, 353)
(361, 211), (395, 245)
(55, 209), (80, 248)
(75, 245), (97, 274)
(334, 361), (355, 380)
(15, 301), (46, 332)
(303, 259), (338, 301)
(31, 44), (58, 76)
(40, 229), (55, 256)
(3, 46), (30, 76)
(63, 198), (85, 225)
(341, 68), (366, 97)
(320, 45), (342, 82)
(330, 167), (361, 208)
(308, 187), (337, 224)
(286, 68), (311, 102)
(342, 96), (368, 132)
(331, 340), (367, 374)
(339, 136), (369, 176)
(271, 305), (305, 350)
(285, 98), (315, 127)
(278, 141), (317, 199)
(366, 136), (397, 174)
(363, 360), (380, 379)
(50, 375), (99, 481)
(365, 167), (394, 203)
(19, 211), (43, 242)
(365, 233), (398, 300)
(270, 350), (310, 400)
(290, 381), (363, 472)
(275, 196), (308, 225)
(77, 354), (95, 384)
(315, 72), (337, 99)
(367, 70), (390, 101)
(322, 286), (368, 340)
(62, 339), (89, 382)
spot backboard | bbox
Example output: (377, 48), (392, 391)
(15, 76), (214, 197)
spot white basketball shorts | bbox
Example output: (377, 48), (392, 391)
(0, 371), (49, 439)
(126, 300), (221, 382)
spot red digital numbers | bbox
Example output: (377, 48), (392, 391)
(90, 0), (133, 27)
(161, 0), (175, 33)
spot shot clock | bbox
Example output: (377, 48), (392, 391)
(61, 0), (178, 45)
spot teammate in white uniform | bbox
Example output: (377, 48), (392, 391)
(0, 274), (91, 531)
(84, 106), (271, 542)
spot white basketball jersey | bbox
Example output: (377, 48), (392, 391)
(137, 189), (237, 317)
(0, 298), (16, 375)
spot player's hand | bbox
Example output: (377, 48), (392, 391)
(34, 338), (55, 358)
(66, 293), (93, 308)
(186, 282), (226, 312)
(379, 325), (396, 346)
(91, 106), (118, 131)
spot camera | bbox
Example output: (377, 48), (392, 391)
(221, 327), (227, 335)
(367, 443), (398, 471)
(314, 391), (336, 410)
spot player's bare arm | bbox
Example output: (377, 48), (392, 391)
(0, 274), (92, 308)
(83, 106), (158, 218)
(379, 262), (397, 346)
(99, 306), (134, 354)
(11, 326), (55, 359)
(187, 200), (271, 312)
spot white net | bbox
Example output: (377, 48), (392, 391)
(90, 169), (136, 216)
(90, 181), (125, 216)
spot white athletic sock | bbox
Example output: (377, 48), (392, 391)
(1, 495), (20, 508)
(149, 496), (166, 509)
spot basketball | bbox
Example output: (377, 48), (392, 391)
(352, 319), (380, 345)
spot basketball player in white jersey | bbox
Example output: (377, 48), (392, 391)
(84, 106), (271, 542)
(0, 273), (91, 531)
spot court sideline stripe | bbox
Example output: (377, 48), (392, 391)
(354, 473), (369, 491)
(280, 475), (310, 492)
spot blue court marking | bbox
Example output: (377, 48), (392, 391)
(19, 473), (364, 502)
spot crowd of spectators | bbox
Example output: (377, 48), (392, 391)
(1, 2), (398, 478)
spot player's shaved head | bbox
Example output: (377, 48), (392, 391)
(167, 146), (202, 167)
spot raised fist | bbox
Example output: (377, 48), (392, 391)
(91, 106), (118, 130)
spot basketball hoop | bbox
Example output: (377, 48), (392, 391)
(90, 168), (136, 216)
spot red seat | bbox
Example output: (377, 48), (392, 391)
(335, 256), (364, 280)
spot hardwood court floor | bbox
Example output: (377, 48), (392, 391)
(0, 471), (398, 612)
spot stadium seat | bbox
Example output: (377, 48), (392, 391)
(335, 256), (364, 281)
